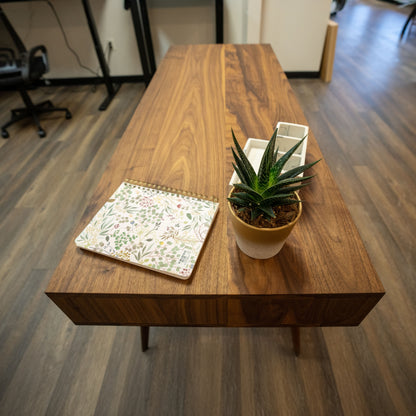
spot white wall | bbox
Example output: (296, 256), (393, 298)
(2, 0), (330, 78)
(2, 0), (141, 78)
(260, 0), (331, 71)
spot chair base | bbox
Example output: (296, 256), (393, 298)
(1, 89), (71, 138)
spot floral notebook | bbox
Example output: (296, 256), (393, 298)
(75, 179), (219, 280)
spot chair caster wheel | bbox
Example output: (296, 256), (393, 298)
(65, 111), (72, 119)
(2, 130), (9, 139)
(38, 129), (46, 138)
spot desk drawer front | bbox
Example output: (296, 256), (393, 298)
(226, 295), (384, 326)
(48, 293), (383, 327)
(48, 295), (226, 326)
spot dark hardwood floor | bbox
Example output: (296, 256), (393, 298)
(0, 0), (415, 414)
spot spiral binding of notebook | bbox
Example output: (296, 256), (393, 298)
(124, 179), (219, 203)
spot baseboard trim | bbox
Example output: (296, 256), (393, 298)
(35, 75), (146, 86)
(285, 71), (320, 79)
(32, 72), (318, 87)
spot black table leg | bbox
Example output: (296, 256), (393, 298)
(127, 0), (223, 86)
(215, 0), (223, 43)
(291, 327), (301, 356)
(139, 0), (156, 75)
(81, 0), (120, 110)
(127, 0), (154, 86)
(141, 326), (150, 352)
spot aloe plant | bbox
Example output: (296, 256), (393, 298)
(228, 128), (319, 221)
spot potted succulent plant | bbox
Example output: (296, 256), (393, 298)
(228, 128), (319, 259)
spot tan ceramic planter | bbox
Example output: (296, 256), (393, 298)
(228, 189), (302, 259)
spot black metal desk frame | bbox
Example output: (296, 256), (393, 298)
(125, 0), (224, 84)
(81, 0), (120, 110)
(3, 0), (223, 109)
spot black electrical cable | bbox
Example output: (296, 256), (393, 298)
(44, 0), (99, 77)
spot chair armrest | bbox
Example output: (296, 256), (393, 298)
(21, 45), (49, 81)
(0, 47), (16, 66)
(29, 45), (49, 71)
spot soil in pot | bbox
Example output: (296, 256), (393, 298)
(229, 196), (300, 229)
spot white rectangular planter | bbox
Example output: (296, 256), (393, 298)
(230, 138), (267, 185)
(229, 122), (309, 185)
(275, 122), (308, 176)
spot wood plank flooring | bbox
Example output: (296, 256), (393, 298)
(0, 1), (415, 414)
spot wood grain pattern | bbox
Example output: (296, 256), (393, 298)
(46, 44), (384, 327)
(49, 293), (382, 327)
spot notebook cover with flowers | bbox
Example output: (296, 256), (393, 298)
(75, 179), (219, 280)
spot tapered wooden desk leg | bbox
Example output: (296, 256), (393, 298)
(291, 327), (301, 356)
(140, 326), (149, 352)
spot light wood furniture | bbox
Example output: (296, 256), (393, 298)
(320, 20), (338, 82)
(46, 44), (384, 355)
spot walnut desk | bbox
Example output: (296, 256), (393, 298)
(46, 44), (385, 355)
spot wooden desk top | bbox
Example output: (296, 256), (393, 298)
(46, 44), (384, 327)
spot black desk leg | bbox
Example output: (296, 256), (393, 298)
(291, 327), (301, 356)
(215, 0), (224, 43)
(128, 0), (154, 86)
(141, 326), (150, 352)
(82, 0), (121, 110)
(127, 0), (222, 85)
(139, 0), (156, 75)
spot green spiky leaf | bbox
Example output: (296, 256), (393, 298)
(232, 183), (263, 200)
(231, 129), (257, 187)
(269, 135), (307, 184)
(258, 129), (277, 190)
(278, 159), (321, 181)
(258, 205), (275, 219)
(229, 127), (320, 222)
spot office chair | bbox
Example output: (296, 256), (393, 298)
(0, 6), (71, 138)
(401, 5), (416, 39)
